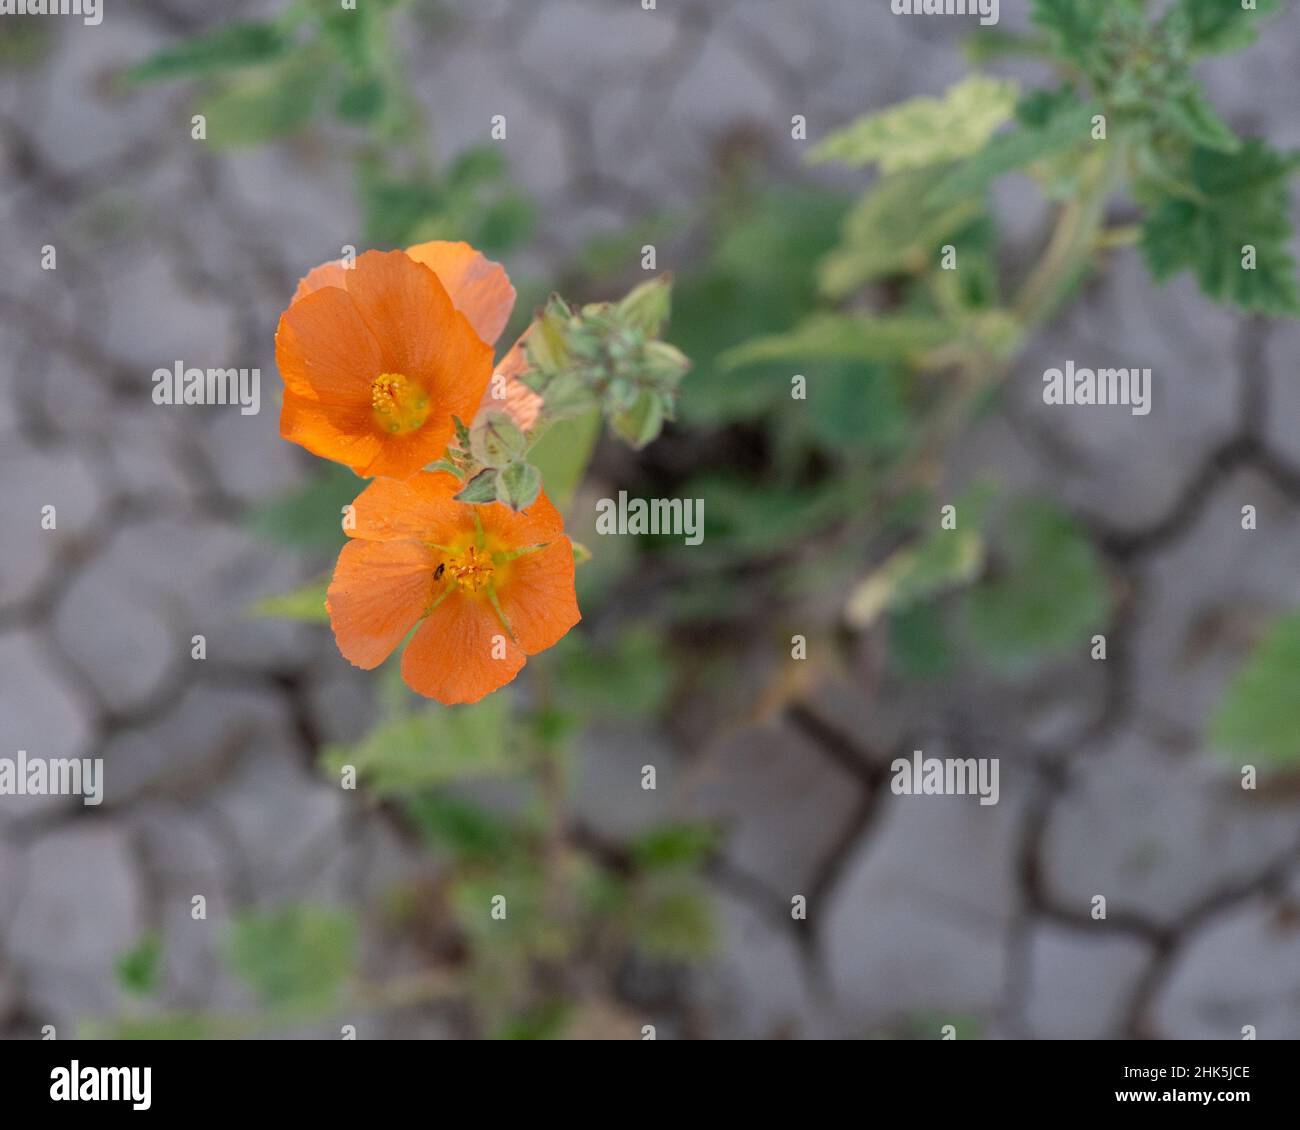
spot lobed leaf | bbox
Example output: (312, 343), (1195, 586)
(810, 75), (1019, 173)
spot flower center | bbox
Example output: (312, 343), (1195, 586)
(438, 545), (494, 594)
(371, 372), (430, 435)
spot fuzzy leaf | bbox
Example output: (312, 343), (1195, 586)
(819, 169), (985, 294)
(721, 313), (952, 369)
(964, 499), (1109, 668)
(1161, 89), (1240, 153)
(1140, 141), (1300, 315)
(122, 21), (286, 84)
(1029, 0), (1112, 65)
(322, 695), (517, 796)
(811, 75), (1019, 173)
(470, 411), (527, 469)
(930, 96), (1096, 205)
(455, 468), (499, 503)
(1175, 0), (1280, 56)
(248, 577), (329, 622)
(846, 528), (985, 630)
(198, 55), (328, 150)
(495, 460), (542, 511)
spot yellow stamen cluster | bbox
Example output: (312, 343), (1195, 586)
(370, 372), (430, 435)
(440, 545), (494, 593)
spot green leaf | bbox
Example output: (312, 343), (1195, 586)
(798, 361), (910, 456)
(721, 313), (952, 369)
(121, 21), (286, 84)
(889, 602), (954, 680)
(1161, 89), (1240, 153)
(1175, 0), (1280, 56)
(322, 695), (517, 796)
(199, 55), (329, 150)
(810, 75), (1019, 173)
(404, 792), (518, 862)
(248, 577), (329, 622)
(495, 460), (542, 511)
(115, 935), (162, 997)
(359, 172), (444, 247)
(678, 474), (853, 561)
(455, 468), (499, 503)
(846, 527), (985, 630)
(336, 76), (386, 122)
(225, 905), (356, 1008)
(1140, 141), (1300, 315)
(1210, 613), (1300, 767)
(1029, 0), (1110, 65)
(321, 0), (387, 70)
(929, 98), (1096, 206)
(527, 408), (601, 514)
(964, 499), (1109, 669)
(446, 145), (509, 191)
(470, 411), (527, 469)
(821, 171), (982, 295)
(669, 188), (850, 427)
(818, 170), (985, 296)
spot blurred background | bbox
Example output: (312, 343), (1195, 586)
(2, 0), (1299, 1040)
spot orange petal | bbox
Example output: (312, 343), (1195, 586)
(327, 539), (439, 670)
(496, 539), (581, 655)
(280, 389), (384, 473)
(477, 490), (579, 655)
(293, 258), (350, 302)
(354, 424), (459, 482)
(405, 240), (516, 347)
(276, 285), (382, 409)
(477, 486), (567, 548)
(476, 333), (543, 432)
(401, 590), (526, 704)
(344, 249), (489, 387)
(346, 471), (473, 543)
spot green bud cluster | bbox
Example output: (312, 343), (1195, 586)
(522, 276), (690, 450)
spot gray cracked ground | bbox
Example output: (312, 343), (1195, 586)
(1, 0), (1299, 1040)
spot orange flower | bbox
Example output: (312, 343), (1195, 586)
(326, 471), (580, 704)
(276, 241), (520, 479)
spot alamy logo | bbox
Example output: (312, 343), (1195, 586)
(0, 0), (101, 25)
(891, 0), (999, 26)
(595, 491), (704, 545)
(890, 750), (1000, 806)
(152, 361), (261, 415)
(1042, 361), (1151, 416)
(0, 750), (103, 806)
(50, 1062), (151, 1111)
